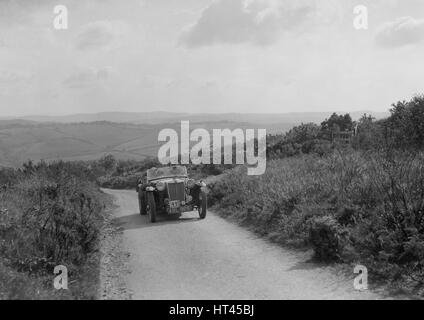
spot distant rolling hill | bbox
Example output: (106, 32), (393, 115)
(0, 120), (292, 167)
(2, 111), (389, 125)
(0, 111), (390, 167)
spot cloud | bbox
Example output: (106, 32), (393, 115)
(0, 70), (31, 84)
(63, 67), (114, 88)
(375, 16), (424, 48)
(75, 20), (129, 51)
(179, 0), (312, 47)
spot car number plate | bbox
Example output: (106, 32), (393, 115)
(169, 200), (180, 213)
(169, 200), (180, 208)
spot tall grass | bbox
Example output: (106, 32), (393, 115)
(0, 161), (110, 299)
(208, 150), (424, 288)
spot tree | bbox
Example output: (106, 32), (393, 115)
(386, 95), (424, 149)
(352, 113), (382, 150)
(320, 113), (354, 140)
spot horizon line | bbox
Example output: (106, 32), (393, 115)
(0, 109), (391, 119)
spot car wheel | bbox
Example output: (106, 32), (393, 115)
(198, 191), (207, 219)
(147, 192), (157, 223)
(139, 194), (146, 215)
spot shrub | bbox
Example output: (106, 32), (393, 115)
(0, 161), (109, 299)
(309, 215), (346, 262)
(208, 150), (424, 288)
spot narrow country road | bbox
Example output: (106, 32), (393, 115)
(102, 189), (384, 300)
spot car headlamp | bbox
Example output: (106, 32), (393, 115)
(156, 181), (166, 191)
(187, 179), (195, 188)
(146, 186), (155, 192)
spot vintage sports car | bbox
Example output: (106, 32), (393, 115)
(136, 165), (207, 223)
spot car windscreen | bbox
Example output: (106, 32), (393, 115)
(147, 166), (187, 181)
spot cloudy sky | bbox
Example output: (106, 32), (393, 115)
(0, 0), (423, 116)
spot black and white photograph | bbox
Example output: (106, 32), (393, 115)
(0, 0), (424, 306)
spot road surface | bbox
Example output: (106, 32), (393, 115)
(102, 189), (383, 300)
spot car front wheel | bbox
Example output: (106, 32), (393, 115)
(146, 192), (157, 223)
(139, 194), (146, 215)
(198, 191), (207, 219)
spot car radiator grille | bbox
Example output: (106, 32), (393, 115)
(167, 182), (185, 201)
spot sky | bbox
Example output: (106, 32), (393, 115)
(0, 0), (424, 116)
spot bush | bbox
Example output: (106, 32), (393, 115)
(98, 174), (139, 189)
(208, 150), (424, 288)
(309, 216), (345, 262)
(0, 161), (109, 299)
